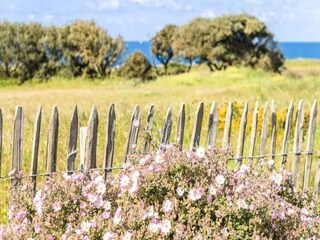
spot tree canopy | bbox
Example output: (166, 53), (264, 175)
(151, 24), (177, 75)
(172, 14), (284, 72)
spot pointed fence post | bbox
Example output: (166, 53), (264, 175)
(269, 100), (277, 169)
(190, 102), (204, 151)
(175, 104), (185, 151)
(30, 106), (42, 191)
(291, 100), (304, 188)
(207, 101), (218, 149)
(303, 100), (317, 190)
(281, 101), (294, 169)
(104, 104), (116, 177)
(143, 105), (154, 153)
(258, 102), (269, 164)
(248, 102), (259, 165)
(67, 105), (78, 174)
(234, 102), (249, 171)
(12, 106), (23, 186)
(222, 102), (233, 149)
(84, 105), (99, 170)
(124, 105), (141, 163)
(46, 106), (59, 176)
(160, 108), (173, 148)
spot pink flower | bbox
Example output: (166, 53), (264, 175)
(52, 202), (62, 212)
(188, 188), (198, 201)
(148, 220), (160, 233)
(80, 202), (87, 209)
(215, 175), (225, 186)
(103, 231), (116, 240)
(196, 146), (206, 158)
(80, 221), (91, 233)
(102, 211), (111, 219)
(16, 210), (27, 220)
(120, 175), (130, 188)
(122, 231), (132, 240)
(195, 187), (204, 199)
(209, 186), (217, 195)
(162, 199), (173, 214)
(160, 220), (171, 236)
(96, 182), (106, 195)
(87, 193), (98, 204)
(176, 187), (184, 196)
(133, 119), (140, 128)
(113, 207), (122, 225)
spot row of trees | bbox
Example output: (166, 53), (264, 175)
(0, 20), (125, 81)
(151, 14), (284, 75)
(0, 14), (284, 82)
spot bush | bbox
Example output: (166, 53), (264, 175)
(1, 146), (319, 239)
(118, 51), (155, 82)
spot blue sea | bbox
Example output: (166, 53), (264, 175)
(121, 41), (320, 64)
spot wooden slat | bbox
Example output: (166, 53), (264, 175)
(67, 105), (78, 174)
(84, 105), (99, 170)
(234, 102), (249, 171)
(0, 109), (2, 178)
(12, 106), (23, 174)
(30, 106), (42, 191)
(124, 105), (141, 163)
(258, 102), (269, 163)
(291, 100), (304, 188)
(104, 104), (116, 176)
(281, 101), (294, 169)
(190, 102), (204, 150)
(314, 155), (320, 196)
(248, 102), (259, 164)
(222, 102), (233, 148)
(207, 101), (218, 148)
(46, 106), (59, 174)
(175, 103), (185, 151)
(80, 127), (87, 170)
(160, 108), (173, 147)
(303, 100), (317, 190)
(143, 105), (154, 153)
(269, 100), (277, 169)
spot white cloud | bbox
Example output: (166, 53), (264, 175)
(44, 14), (54, 21)
(28, 14), (35, 21)
(131, 0), (146, 3)
(201, 10), (215, 18)
(86, 0), (120, 11)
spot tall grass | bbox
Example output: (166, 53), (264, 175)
(0, 60), (320, 223)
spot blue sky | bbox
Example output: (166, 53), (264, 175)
(0, 0), (319, 42)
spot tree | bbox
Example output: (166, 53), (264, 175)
(63, 20), (125, 78)
(0, 21), (20, 78)
(173, 14), (284, 72)
(118, 51), (153, 81)
(151, 24), (177, 75)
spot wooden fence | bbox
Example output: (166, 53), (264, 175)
(0, 100), (320, 197)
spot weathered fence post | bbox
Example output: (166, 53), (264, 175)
(248, 102), (259, 164)
(30, 106), (42, 191)
(46, 106), (59, 175)
(303, 100), (317, 190)
(84, 105), (99, 170)
(223, 102), (233, 148)
(104, 104), (116, 177)
(12, 106), (23, 186)
(143, 105), (155, 153)
(234, 102), (248, 171)
(124, 105), (141, 163)
(67, 105), (78, 174)
(80, 127), (87, 170)
(190, 102), (204, 151)
(258, 102), (269, 164)
(160, 108), (173, 148)
(175, 104), (185, 151)
(207, 101), (218, 149)
(281, 101), (294, 169)
(269, 100), (277, 169)
(291, 100), (304, 188)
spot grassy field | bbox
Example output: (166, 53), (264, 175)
(1, 59), (320, 223)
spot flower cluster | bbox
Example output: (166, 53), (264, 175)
(1, 146), (320, 239)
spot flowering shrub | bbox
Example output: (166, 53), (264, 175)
(1, 146), (320, 239)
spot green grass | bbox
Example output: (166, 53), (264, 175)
(1, 59), (320, 223)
